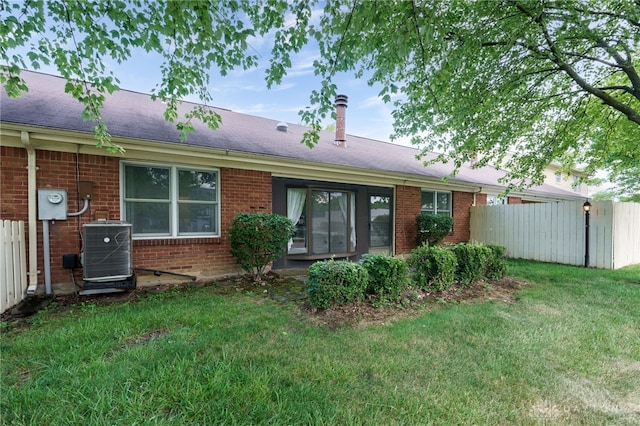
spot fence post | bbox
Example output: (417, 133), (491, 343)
(583, 201), (591, 267)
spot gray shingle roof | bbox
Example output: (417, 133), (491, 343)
(1, 71), (580, 199)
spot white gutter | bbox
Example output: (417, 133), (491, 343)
(5, 124), (583, 203)
(21, 131), (39, 295)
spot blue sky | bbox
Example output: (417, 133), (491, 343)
(109, 49), (403, 144)
(7, 1), (412, 147)
(16, 29), (405, 147)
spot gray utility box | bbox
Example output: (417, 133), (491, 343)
(38, 189), (68, 220)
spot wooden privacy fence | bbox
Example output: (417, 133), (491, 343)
(1, 220), (28, 313)
(470, 201), (640, 270)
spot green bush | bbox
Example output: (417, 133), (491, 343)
(485, 244), (508, 280)
(360, 254), (410, 303)
(416, 213), (454, 246)
(408, 245), (457, 292)
(451, 242), (492, 286)
(228, 213), (295, 281)
(307, 259), (368, 309)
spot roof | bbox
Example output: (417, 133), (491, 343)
(1, 71), (580, 200)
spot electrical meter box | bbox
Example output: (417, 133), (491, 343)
(38, 189), (68, 220)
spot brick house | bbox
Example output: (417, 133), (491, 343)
(1, 71), (582, 294)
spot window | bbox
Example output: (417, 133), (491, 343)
(122, 163), (219, 238)
(573, 175), (581, 193)
(369, 195), (391, 248)
(487, 195), (506, 205)
(555, 171), (562, 183)
(421, 190), (452, 216)
(287, 188), (356, 255)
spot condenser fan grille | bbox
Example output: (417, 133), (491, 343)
(83, 222), (133, 281)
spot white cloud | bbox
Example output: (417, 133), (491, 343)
(360, 96), (384, 109)
(272, 82), (297, 92)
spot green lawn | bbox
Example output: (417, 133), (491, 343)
(2, 260), (639, 425)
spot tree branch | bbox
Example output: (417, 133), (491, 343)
(513, 1), (640, 125)
(328, 1), (357, 78)
(528, 89), (585, 102)
(596, 39), (640, 99)
(562, 50), (623, 69)
(410, 0), (439, 109)
(596, 85), (636, 95)
(572, 7), (640, 28)
(482, 40), (551, 60)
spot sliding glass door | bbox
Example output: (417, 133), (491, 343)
(369, 195), (391, 254)
(287, 188), (356, 256)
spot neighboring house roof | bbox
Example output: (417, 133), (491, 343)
(1, 71), (581, 201)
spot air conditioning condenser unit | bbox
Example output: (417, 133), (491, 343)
(82, 221), (136, 291)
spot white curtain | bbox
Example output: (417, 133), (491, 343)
(287, 188), (306, 251)
(337, 192), (357, 251)
(350, 194), (356, 250)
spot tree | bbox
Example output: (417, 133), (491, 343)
(2, 0), (639, 194)
(1, 0), (313, 151)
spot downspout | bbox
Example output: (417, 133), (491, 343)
(472, 187), (483, 206)
(21, 131), (39, 295)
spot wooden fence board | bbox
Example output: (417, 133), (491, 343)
(1, 220), (28, 314)
(470, 201), (639, 269)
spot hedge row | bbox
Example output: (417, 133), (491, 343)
(306, 242), (508, 309)
(307, 255), (411, 309)
(410, 242), (507, 291)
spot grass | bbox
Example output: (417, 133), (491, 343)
(1, 260), (639, 425)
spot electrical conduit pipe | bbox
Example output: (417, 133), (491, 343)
(43, 199), (89, 295)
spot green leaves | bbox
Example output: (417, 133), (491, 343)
(307, 259), (368, 309)
(415, 213), (454, 247)
(228, 213), (295, 281)
(2, 0), (638, 194)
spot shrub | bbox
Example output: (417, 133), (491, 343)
(485, 244), (508, 280)
(360, 254), (410, 303)
(408, 245), (457, 292)
(451, 242), (492, 286)
(307, 259), (368, 309)
(228, 213), (295, 281)
(416, 213), (454, 246)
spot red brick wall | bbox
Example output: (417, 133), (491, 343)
(1, 146), (28, 221)
(1, 149), (124, 285)
(444, 191), (473, 243)
(393, 185), (474, 254)
(0, 146), (272, 288)
(475, 193), (488, 206)
(507, 196), (522, 204)
(133, 168), (272, 276)
(394, 185), (422, 254)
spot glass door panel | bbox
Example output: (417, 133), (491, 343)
(370, 195), (391, 253)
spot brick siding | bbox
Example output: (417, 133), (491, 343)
(3, 145), (487, 289)
(394, 185), (422, 254)
(507, 196), (522, 204)
(394, 185), (475, 254)
(0, 146), (272, 288)
(444, 191), (473, 243)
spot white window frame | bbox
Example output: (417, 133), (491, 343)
(487, 194), (507, 205)
(555, 171), (562, 183)
(421, 190), (452, 216)
(120, 161), (220, 239)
